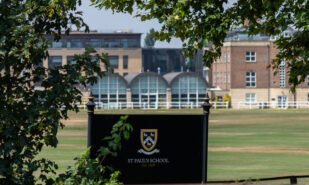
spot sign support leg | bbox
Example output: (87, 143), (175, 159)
(202, 93), (212, 184)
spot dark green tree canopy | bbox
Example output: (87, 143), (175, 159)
(144, 28), (156, 48)
(91, 0), (308, 91)
(0, 0), (107, 184)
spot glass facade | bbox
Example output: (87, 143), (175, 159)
(51, 40), (65, 48)
(171, 75), (207, 104)
(225, 32), (270, 41)
(142, 49), (203, 75)
(88, 72), (209, 108)
(91, 75), (127, 105)
(85, 39), (100, 48)
(131, 76), (167, 105)
(48, 38), (140, 49)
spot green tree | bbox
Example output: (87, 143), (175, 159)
(0, 0), (107, 184)
(55, 116), (133, 185)
(144, 28), (156, 48)
(91, 0), (308, 91)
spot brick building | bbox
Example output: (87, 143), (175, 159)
(211, 27), (309, 108)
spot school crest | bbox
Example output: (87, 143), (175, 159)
(138, 129), (160, 155)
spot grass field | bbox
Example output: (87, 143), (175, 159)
(38, 108), (309, 183)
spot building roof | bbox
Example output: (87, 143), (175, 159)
(124, 73), (141, 85)
(124, 72), (169, 87)
(163, 72), (183, 84)
(164, 72), (210, 87)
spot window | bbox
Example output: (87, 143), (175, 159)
(123, 56), (128, 69)
(277, 96), (287, 108)
(246, 93), (256, 103)
(105, 39), (120, 48)
(246, 72), (256, 87)
(121, 39), (128, 48)
(91, 75), (127, 104)
(127, 38), (140, 48)
(108, 56), (119, 68)
(307, 73), (309, 87)
(67, 56), (76, 65)
(123, 73), (128, 76)
(48, 56), (62, 68)
(245, 51), (256, 62)
(307, 93), (309, 104)
(223, 51), (230, 63)
(85, 39), (100, 48)
(51, 39), (65, 48)
(279, 61), (285, 87)
(70, 39), (83, 48)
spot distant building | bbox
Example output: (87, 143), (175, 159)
(45, 31), (208, 107)
(210, 27), (309, 108)
(45, 31), (142, 76)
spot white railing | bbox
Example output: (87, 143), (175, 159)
(238, 101), (309, 109)
(212, 102), (229, 109)
(76, 101), (229, 110)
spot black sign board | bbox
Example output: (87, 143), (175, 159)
(90, 114), (206, 184)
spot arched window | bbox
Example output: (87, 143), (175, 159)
(131, 75), (167, 105)
(91, 75), (127, 104)
(171, 75), (207, 104)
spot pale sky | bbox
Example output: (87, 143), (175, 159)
(79, 1), (183, 48)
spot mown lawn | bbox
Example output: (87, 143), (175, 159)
(38, 108), (309, 183)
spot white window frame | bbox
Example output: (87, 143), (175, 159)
(279, 61), (285, 87)
(246, 93), (256, 104)
(307, 74), (309, 87)
(245, 51), (256, 62)
(245, 72), (256, 88)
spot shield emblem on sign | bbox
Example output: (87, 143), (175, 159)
(140, 129), (158, 152)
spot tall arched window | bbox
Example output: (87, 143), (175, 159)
(171, 75), (207, 104)
(91, 75), (127, 104)
(131, 75), (167, 104)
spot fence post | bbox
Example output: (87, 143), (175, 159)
(202, 93), (212, 184)
(290, 176), (297, 184)
(86, 97), (95, 149)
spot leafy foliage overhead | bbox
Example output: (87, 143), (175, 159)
(91, 0), (309, 91)
(0, 0), (107, 184)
